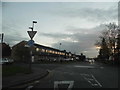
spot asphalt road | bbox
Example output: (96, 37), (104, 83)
(26, 61), (118, 89)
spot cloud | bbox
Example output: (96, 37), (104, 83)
(3, 34), (28, 46)
(55, 6), (118, 23)
(2, 23), (28, 46)
(39, 32), (70, 38)
(39, 32), (73, 41)
(2, 21), (29, 46)
(39, 24), (107, 57)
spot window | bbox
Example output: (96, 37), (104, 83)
(42, 49), (45, 52)
(36, 48), (39, 52)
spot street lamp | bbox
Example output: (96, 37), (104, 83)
(73, 40), (78, 54)
(29, 20), (37, 31)
(33, 21), (37, 23)
(59, 43), (62, 50)
(29, 27), (33, 31)
(32, 20), (37, 31)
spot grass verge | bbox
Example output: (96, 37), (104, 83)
(2, 64), (31, 77)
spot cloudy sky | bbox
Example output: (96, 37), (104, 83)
(1, 0), (119, 57)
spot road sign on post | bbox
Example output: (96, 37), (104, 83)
(27, 40), (34, 47)
(27, 21), (37, 72)
(27, 31), (37, 40)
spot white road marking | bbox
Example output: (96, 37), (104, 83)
(87, 78), (94, 81)
(80, 73), (90, 76)
(74, 65), (95, 68)
(25, 85), (33, 90)
(80, 73), (102, 87)
(100, 67), (104, 69)
(34, 80), (40, 84)
(92, 84), (99, 86)
(54, 81), (74, 90)
(91, 74), (102, 87)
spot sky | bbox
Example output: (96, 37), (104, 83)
(1, 0), (119, 58)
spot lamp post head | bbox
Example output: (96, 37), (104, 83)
(29, 27), (33, 29)
(33, 21), (37, 23)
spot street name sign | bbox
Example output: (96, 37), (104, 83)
(27, 31), (37, 40)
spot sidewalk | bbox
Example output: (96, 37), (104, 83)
(2, 67), (49, 88)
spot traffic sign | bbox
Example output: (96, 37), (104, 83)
(27, 40), (34, 46)
(27, 31), (37, 40)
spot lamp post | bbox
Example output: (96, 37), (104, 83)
(29, 21), (37, 33)
(59, 43), (62, 50)
(73, 40), (77, 54)
(29, 21), (37, 32)
(59, 43), (62, 62)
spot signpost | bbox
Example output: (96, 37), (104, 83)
(27, 21), (37, 72)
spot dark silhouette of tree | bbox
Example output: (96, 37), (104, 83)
(114, 29), (120, 64)
(79, 53), (86, 61)
(95, 23), (120, 64)
(2, 43), (11, 58)
(95, 23), (118, 54)
(99, 38), (110, 60)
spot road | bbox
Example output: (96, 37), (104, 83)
(26, 61), (118, 89)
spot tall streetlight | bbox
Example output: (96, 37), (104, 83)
(59, 43), (62, 50)
(73, 40), (78, 54)
(29, 21), (37, 33)
(58, 43), (62, 62)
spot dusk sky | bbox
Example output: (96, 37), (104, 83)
(1, 0), (119, 57)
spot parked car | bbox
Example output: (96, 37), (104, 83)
(8, 59), (14, 64)
(0, 58), (14, 65)
(64, 58), (73, 61)
(88, 59), (95, 63)
(53, 58), (57, 62)
(85, 58), (89, 62)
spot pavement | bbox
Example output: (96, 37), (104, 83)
(2, 67), (49, 89)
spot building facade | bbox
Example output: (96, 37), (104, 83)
(12, 41), (77, 62)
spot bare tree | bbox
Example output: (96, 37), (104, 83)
(95, 22), (119, 61)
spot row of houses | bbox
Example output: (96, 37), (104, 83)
(33, 43), (76, 62)
(12, 41), (84, 62)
